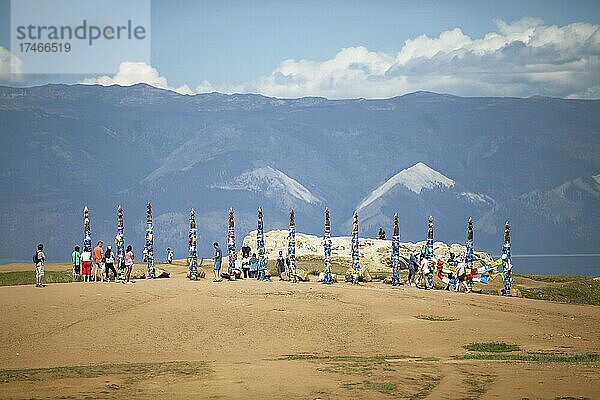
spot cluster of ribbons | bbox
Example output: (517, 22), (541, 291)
(83, 206), (92, 254)
(323, 208), (333, 284)
(145, 202), (155, 279)
(227, 208), (236, 276)
(434, 257), (511, 286)
(391, 213), (400, 286)
(189, 208), (198, 280)
(351, 211), (361, 284)
(115, 205), (124, 279)
(256, 207), (267, 280)
(288, 209), (297, 283)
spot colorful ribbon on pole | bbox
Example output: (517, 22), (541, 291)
(351, 211), (361, 284)
(391, 213), (400, 286)
(257, 207), (267, 281)
(115, 205), (124, 280)
(288, 209), (297, 283)
(323, 208), (333, 284)
(502, 221), (513, 296)
(83, 206), (92, 254)
(145, 202), (155, 279)
(189, 208), (198, 280)
(227, 208), (236, 277)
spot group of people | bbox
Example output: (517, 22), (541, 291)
(210, 242), (270, 282)
(406, 251), (471, 291)
(70, 241), (135, 284)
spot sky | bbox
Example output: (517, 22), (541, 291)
(1, 0), (599, 98)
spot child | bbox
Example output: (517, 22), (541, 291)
(81, 247), (92, 282)
(71, 246), (81, 282)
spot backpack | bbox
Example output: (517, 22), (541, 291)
(33, 251), (40, 264)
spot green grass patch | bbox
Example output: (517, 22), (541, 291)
(457, 352), (600, 363)
(280, 354), (411, 362)
(408, 374), (441, 400)
(519, 279), (600, 306)
(0, 360), (208, 384)
(463, 342), (520, 352)
(415, 314), (458, 322)
(342, 380), (397, 395)
(0, 270), (73, 286)
(516, 274), (583, 283)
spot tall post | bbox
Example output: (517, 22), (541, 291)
(115, 205), (124, 280)
(391, 213), (400, 286)
(256, 207), (266, 280)
(145, 202), (155, 279)
(465, 217), (474, 267)
(425, 215), (434, 259)
(83, 206), (92, 253)
(351, 211), (361, 284)
(323, 208), (333, 284)
(502, 221), (513, 296)
(227, 208), (236, 277)
(189, 208), (198, 280)
(288, 209), (297, 283)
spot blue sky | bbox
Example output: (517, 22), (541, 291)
(1, 0), (599, 98)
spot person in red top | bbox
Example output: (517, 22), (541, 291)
(93, 241), (104, 282)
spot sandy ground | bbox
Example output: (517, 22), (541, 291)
(0, 263), (599, 399)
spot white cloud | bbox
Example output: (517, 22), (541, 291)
(237, 18), (600, 99)
(0, 47), (23, 83)
(80, 62), (194, 95)
(79, 18), (600, 99)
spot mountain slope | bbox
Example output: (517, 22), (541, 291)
(0, 84), (599, 266)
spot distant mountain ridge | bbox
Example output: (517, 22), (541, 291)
(0, 83), (599, 268)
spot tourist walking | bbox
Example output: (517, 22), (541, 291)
(71, 246), (81, 282)
(124, 245), (134, 283)
(81, 247), (92, 282)
(104, 246), (117, 282)
(93, 241), (104, 282)
(213, 242), (222, 282)
(444, 252), (456, 291)
(34, 243), (46, 287)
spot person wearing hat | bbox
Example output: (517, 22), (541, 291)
(104, 245), (117, 282)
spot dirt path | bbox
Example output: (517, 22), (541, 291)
(0, 268), (599, 399)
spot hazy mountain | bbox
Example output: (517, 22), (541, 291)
(0, 84), (599, 268)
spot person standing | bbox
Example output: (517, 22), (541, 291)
(71, 246), (81, 282)
(81, 247), (92, 282)
(34, 243), (46, 287)
(93, 241), (104, 282)
(104, 245), (117, 282)
(242, 253), (250, 279)
(407, 251), (417, 286)
(212, 242), (222, 282)
(124, 245), (134, 283)
(276, 251), (286, 275)
(249, 253), (258, 278)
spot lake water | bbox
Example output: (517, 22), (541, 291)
(510, 254), (600, 276)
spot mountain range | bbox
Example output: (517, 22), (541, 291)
(0, 84), (598, 270)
